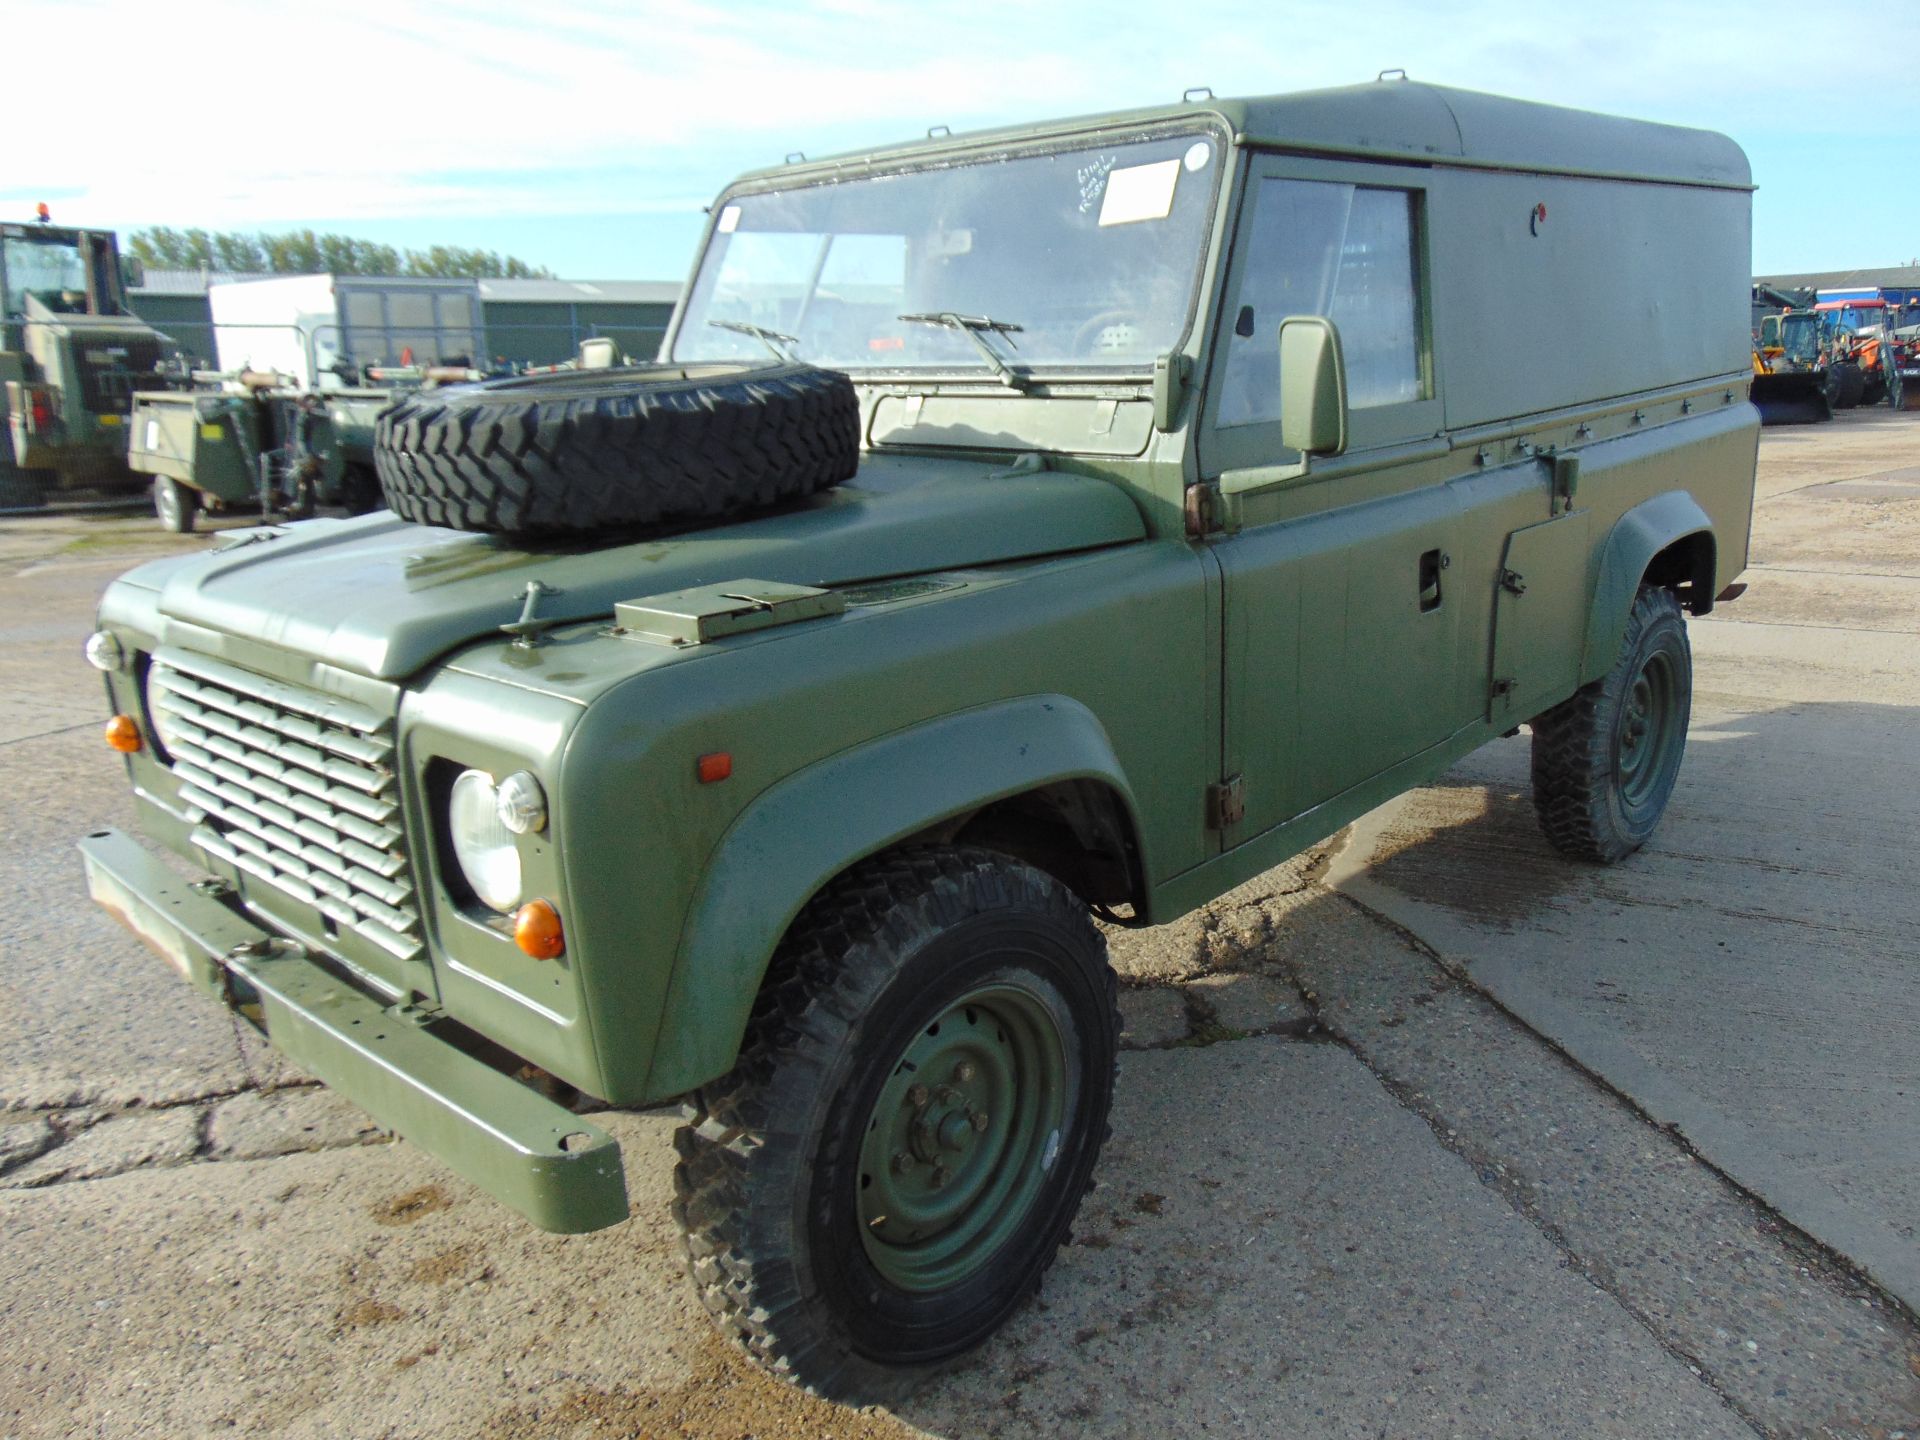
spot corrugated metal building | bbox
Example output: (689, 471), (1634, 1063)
(477, 278), (682, 365)
(129, 271), (681, 368)
(1754, 265), (1920, 310)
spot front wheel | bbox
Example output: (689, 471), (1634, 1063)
(1531, 585), (1692, 862)
(672, 847), (1118, 1399)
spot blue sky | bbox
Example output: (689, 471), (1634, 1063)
(9, 0), (1918, 282)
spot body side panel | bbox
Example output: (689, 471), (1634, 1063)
(643, 695), (1141, 1096)
(546, 541), (1211, 1102)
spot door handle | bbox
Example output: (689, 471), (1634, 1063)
(1418, 548), (1447, 612)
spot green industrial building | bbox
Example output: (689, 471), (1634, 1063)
(128, 271), (681, 369)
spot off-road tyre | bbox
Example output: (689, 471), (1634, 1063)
(372, 362), (858, 535)
(672, 847), (1119, 1401)
(338, 462), (384, 515)
(1531, 585), (1691, 863)
(1829, 361), (1865, 409)
(153, 476), (197, 534)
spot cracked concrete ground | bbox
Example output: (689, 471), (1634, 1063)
(6, 414), (1920, 1437)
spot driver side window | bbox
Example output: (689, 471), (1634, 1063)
(1217, 180), (1426, 429)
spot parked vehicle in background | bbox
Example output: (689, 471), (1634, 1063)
(126, 275), (488, 530)
(1751, 294), (1833, 425)
(81, 78), (1759, 1400)
(0, 212), (162, 501)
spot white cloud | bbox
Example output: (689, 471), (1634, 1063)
(10, 0), (1918, 235)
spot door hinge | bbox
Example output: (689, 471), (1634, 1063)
(1499, 568), (1528, 597)
(1206, 774), (1246, 830)
(1490, 677), (1517, 701)
(1550, 452), (1581, 514)
(1184, 481), (1220, 538)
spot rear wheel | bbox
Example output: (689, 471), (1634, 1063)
(1531, 585), (1691, 862)
(153, 477), (197, 534)
(672, 847), (1118, 1399)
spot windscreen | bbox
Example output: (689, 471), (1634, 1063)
(674, 130), (1220, 377)
(2, 233), (89, 318)
(1780, 312), (1821, 365)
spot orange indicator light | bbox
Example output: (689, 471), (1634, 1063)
(696, 751), (733, 784)
(514, 899), (565, 960)
(104, 714), (142, 753)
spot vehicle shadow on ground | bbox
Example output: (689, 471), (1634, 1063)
(899, 699), (1920, 1437)
(1357, 697), (1919, 937)
(1326, 696), (1920, 1301)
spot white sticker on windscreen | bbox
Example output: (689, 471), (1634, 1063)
(717, 205), (741, 234)
(1097, 159), (1180, 227)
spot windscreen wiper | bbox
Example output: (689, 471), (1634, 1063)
(708, 319), (799, 362)
(897, 312), (1030, 391)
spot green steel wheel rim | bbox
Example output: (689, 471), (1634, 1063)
(855, 983), (1068, 1294)
(1615, 647), (1683, 810)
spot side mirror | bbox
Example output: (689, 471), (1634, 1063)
(120, 256), (146, 292)
(1217, 314), (1352, 498)
(1278, 315), (1348, 457)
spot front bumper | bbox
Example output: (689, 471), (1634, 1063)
(79, 828), (628, 1234)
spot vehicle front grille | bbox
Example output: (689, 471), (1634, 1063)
(147, 654), (422, 964)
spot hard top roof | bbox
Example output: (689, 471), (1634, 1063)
(739, 79), (1751, 193)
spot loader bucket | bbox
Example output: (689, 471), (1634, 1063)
(1892, 371), (1920, 411)
(1750, 372), (1833, 425)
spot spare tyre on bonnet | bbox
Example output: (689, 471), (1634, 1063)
(373, 361), (860, 534)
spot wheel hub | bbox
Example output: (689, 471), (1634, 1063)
(854, 985), (1067, 1292)
(1616, 648), (1681, 807)
(907, 1081), (989, 1163)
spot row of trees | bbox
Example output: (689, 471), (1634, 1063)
(128, 227), (553, 280)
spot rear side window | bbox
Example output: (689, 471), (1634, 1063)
(1218, 180), (1425, 428)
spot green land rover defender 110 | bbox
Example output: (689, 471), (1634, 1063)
(81, 79), (1758, 1397)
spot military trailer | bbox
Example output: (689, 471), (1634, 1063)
(127, 379), (398, 532)
(126, 274), (486, 530)
(1, 216), (163, 499)
(80, 79), (1757, 1398)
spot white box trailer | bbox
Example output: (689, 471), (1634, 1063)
(208, 274), (485, 391)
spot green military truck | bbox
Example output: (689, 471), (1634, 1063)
(1, 217), (163, 500)
(80, 79), (1757, 1398)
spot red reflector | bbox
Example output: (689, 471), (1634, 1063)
(868, 336), (905, 351)
(28, 389), (54, 432)
(697, 752), (732, 784)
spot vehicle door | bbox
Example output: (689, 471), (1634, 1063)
(1201, 160), (1464, 841)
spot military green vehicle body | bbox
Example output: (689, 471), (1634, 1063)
(125, 391), (263, 503)
(128, 386), (388, 510)
(82, 81), (1757, 1237)
(1, 223), (160, 492)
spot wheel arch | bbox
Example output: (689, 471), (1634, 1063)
(1580, 492), (1715, 685)
(641, 695), (1146, 1099)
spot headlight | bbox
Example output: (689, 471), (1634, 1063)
(84, 630), (124, 672)
(494, 770), (547, 834)
(449, 769), (523, 912)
